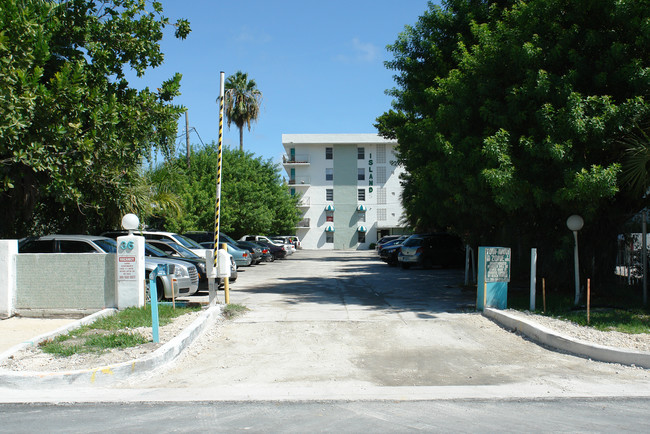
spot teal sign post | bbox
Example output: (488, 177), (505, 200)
(148, 264), (168, 343)
(477, 247), (511, 311)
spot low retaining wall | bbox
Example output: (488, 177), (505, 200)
(484, 308), (650, 369)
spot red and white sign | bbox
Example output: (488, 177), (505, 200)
(118, 255), (137, 280)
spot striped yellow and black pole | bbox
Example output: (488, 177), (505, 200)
(213, 71), (225, 302)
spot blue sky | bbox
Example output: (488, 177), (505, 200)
(127, 0), (434, 165)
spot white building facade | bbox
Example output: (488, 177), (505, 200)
(282, 134), (408, 250)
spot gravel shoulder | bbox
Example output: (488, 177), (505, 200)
(504, 309), (650, 353)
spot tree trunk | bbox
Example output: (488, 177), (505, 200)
(239, 127), (244, 152)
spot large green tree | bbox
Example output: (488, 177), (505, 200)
(224, 71), (263, 152)
(376, 0), (650, 289)
(147, 143), (300, 238)
(0, 0), (190, 237)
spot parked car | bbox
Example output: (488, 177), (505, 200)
(102, 230), (208, 256)
(146, 240), (237, 284)
(270, 236), (296, 254)
(397, 233), (465, 269)
(104, 230), (238, 282)
(254, 240), (287, 260)
(377, 235), (408, 255)
(235, 240), (273, 263)
(271, 235), (301, 250)
(144, 240), (210, 291)
(376, 235), (401, 251)
(18, 235), (198, 300)
(224, 242), (252, 267)
(182, 231), (215, 244)
(197, 241), (252, 267)
(378, 237), (407, 266)
(240, 235), (293, 255)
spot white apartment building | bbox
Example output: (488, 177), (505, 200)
(282, 133), (408, 250)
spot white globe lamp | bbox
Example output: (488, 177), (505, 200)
(121, 213), (140, 235)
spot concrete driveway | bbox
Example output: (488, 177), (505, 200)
(120, 249), (650, 400)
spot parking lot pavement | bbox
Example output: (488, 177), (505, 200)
(0, 317), (77, 354)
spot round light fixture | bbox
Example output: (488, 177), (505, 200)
(121, 213), (140, 231)
(566, 215), (584, 232)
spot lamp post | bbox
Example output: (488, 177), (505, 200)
(567, 215), (584, 306)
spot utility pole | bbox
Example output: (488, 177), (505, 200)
(185, 110), (191, 169)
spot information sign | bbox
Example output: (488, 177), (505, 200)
(484, 247), (511, 283)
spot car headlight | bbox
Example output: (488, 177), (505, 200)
(175, 265), (189, 278)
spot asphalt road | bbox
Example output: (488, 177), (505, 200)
(1, 399), (649, 433)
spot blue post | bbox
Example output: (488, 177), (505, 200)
(149, 264), (167, 344)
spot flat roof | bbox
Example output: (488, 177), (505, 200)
(282, 133), (397, 145)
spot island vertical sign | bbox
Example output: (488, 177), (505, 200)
(477, 247), (511, 310)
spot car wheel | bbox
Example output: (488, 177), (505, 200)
(145, 278), (165, 302)
(401, 262), (411, 269)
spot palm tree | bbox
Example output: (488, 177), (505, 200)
(224, 71), (263, 151)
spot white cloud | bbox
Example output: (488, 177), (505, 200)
(335, 37), (379, 63)
(234, 26), (271, 44)
(351, 37), (378, 62)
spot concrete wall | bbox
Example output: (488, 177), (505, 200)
(16, 253), (116, 315)
(0, 240), (18, 318)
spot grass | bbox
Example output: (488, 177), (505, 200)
(39, 304), (200, 357)
(222, 303), (249, 319)
(508, 284), (650, 334)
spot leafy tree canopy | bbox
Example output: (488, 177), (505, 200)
(146, 144), (301, 239)
(376, 0), (650, 284)
(0, 0), (190, 237)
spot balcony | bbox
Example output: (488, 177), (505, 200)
(297, 197), (310, 207)
(288, 176), (311, 186)
(283, 154), (310, 165)
(296, 218), (310, 228)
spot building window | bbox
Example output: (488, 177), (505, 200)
(325, 167), (333, 181)
(358, 232), (366, 243)
(358, 147), (365, 159)
(377, 208), (387, 221)
(376, 144), (386, 164)
(358, 213), (366, 222)
(358, 189), (365, 201)
(377, 188), (386, 204)
(290, 188), (295, 196)
(326, 147), (333, 160)
(358, 168), (365, 181)
(326, 232), (334, 243)
(376, 166), (386, 184)
(326, 212), (334, 222)
(326, 189), (333, 201)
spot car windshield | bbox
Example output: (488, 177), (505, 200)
(167, 241), (201, 258)
(220, 233), (237, 244)
(144, 244), (168, 257)
(173, 234), (204, 249)
(95, 238), (118, 253)
(402, 236), (424, 247)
